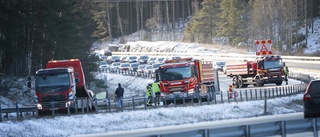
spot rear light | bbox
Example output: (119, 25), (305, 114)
(303, 94), (312, 101)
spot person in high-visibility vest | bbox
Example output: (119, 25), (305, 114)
(152, 81), (161, 106)
(146, 83), (153, 106)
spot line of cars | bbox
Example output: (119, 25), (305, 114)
(100, 55), (172, 78)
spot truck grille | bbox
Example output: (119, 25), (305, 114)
(42, 94), (66, 102)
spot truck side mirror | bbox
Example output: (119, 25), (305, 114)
(75, 78), (80, 84)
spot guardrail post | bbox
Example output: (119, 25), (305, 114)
(81, 98), (84, 114)
(0, 104), (2, 122)
(95, 100), (98, 113)
(255, 89), (258, 100)
(120, 98), (123, 112)
(207, 92), (210, 105)
(86, 98), (89, 113)
(281, 121), (286, 137)
(132, 96), (135, 111)
(174, 94), (177, 108)
(67, 102), (70, 116)
(108, 99), (111, 113)
(182, 94), (186, 106)
(51, 101), (54, 116)
(220, 91), (223, 103)
(245, 90), (248, 101)
(35, 105), (38, 118)
(313, 118), (318, 137)
(227, 91), (230, 103)
(264, 89), (267, 115)
(260, 89), (262, 100)
(240, 91), (243, 102)
(245, 125), (250, 137)
(16, 102), (20, 120)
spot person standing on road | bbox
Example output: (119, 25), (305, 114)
(284, 66), (289, 85)
(114, 83), (124, 109)
(152, 81), (161, 106)
(146, 83), (153, 106)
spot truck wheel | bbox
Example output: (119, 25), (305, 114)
(242, 84), (249, 88)
(255, 76), (264, 87)
(275, 80), (283, 86)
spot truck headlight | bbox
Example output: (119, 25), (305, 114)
(188, 89), (195, 94)
(65, 101), (72, 108)
(37, 103), (43, 110)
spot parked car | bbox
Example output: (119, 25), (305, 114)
(129, 62), (140, 72)
(109, 62), (121, 73)
(126, 56), (138, 63)
(118, 63), (130, 73)
(120, 56), (127, 63)
(155, 57), (167, 64)
(99, 61), (108, 71)
(151, 63), (162, 78)
(213, 61), (226, 71)
(137, 64), (146, 76)
(137, 55), (149, 64)
(143, 65), (153, 75)
(106, 55), (121, 64)
(303, 80), (320, 118)
(147, 57), (157, 64)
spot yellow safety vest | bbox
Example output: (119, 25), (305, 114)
(152, 83), (161, 93)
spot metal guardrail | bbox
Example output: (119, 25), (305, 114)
(83, 114), (318, 137)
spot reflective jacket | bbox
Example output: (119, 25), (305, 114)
(152, 82), (161, 93)
(146, 85), (152, 96)
(284, 68), (289, 75)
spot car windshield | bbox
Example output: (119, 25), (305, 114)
(149, 58), (156, 61)
(35, 73), (70, 94)
(138, 65), (145, 69)
(129, 56), (137, 59)
(145, 65), (152, 69)
(264, 60), (283, 69)
(131, 63), (139, 67)
(112, 62), (120, 66)
(159, 66), (191, 81)
(216, 62), (226, 66)
(152, 64), (162, 68)
(140, 56), (148, 59)
(112, 56), (120, 59)
(157, 58), (165, 61)
(121, 63), (130, 67)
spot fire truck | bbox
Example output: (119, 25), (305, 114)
(155, 57), (215, 104)
(225, 40), (285, 88)
(35, 59), (95, 112)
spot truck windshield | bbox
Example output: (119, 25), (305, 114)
(36, 73), (70, 94)
(264, 60), (283, 69)
(159, 66), (191, 81)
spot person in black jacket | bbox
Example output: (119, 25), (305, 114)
(115, 83), (124, 108)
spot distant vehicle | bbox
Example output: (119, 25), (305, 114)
(126, 56), (138, 63)
(213, 61), (226, 71)
(118, 63), (130, 72)
(104, 49), (112, 56)
(137, 55), (149, 64)
(129, 62), (140, 72)
(168, 56), (181, 60)
(99, 61), (108, 71)
(151, 63), (162, 78)
(106, 56), (121, 64)
(155, 57), (167, 64)
(147, 57), (157, 64)
(137, 64), (146, 76)
(303, 80), (320, 118)
(109, 62), (121, 73)
(143, 65), (153, 75)
(99, 56), (108, 61)
(120, 56), (127, 63)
